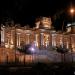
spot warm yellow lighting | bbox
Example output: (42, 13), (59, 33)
(5, 43), (9, 48)
(25, 55), (33, 63)
(70, 8), (74, 14)
(35, 21), (40, 28)
(67, 27), (71, 32)
(34, 41), (38, 47)
(10, 39), (13, 45)
(41, 17), (52, 29)
(66, 42), (69, 49)
(10, 44), (14, 49)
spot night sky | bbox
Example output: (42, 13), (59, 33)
(0, 0), (75, 29)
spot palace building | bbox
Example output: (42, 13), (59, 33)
(0, 17), (75, 64)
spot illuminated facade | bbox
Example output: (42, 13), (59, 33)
(0, 17), (75, 63)
(1, 17), (53, 49)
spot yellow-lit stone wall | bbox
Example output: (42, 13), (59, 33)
(71, 26), (75, 33)
(71, 34), (75, 52)
(1, 17), (75, 63)
(63, 34), (70, 49)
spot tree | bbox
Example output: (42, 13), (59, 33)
(56, 45), (69, 62)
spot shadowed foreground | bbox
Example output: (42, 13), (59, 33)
(0, 63), (75, 75)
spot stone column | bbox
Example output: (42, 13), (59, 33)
(8, 39), (10, 47)
(52, 34), (56, 46)
(35, 34), (39, 47)
(59, 35), (63, 47)
(16, 33), (20, 47)
(18, 34), (20, 47)
(17, 34), (18, 47)
(1, 25), (5, 47)
(10, 30), (14, 44)
(40, 33), (44, 49)
(26, 34), (30, 45)
(45, 35), (49, 47)
(66, 41), (69, 49)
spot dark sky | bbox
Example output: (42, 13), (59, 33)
(0, 0), (75, 28)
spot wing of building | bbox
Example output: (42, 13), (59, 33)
(0, 17), (75, 64)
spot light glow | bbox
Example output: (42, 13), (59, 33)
(5, 43), (9, 48)
(30, 47), (35, 52)
(70, 8), (74, 14)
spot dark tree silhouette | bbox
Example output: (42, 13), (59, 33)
(17, 44), (33, 54)
(56, 45), (69, 62)
(56, 45), (68, 53)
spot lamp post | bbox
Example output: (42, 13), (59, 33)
(70, 8), (74, 63)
